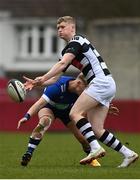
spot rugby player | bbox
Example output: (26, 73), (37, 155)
(23, 16), (138, 167)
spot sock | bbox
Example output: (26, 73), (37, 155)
(99, 130), (134, 157)
(76, 118), (101, 151)
(26, 136), (41, 155)
(99, 130), (122, 151)
(119, 145), (134, 158)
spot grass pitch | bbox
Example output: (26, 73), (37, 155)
(0, 131), (139, 179)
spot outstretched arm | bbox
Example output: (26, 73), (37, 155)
(24, 53), (75, 90)
(17, 97), (47, 129)
(24, 73), (63, 90)
(40, 54), (73, 81)
(41, 73), (63, 86)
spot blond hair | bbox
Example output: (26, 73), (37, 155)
(57, 16), (76, 25)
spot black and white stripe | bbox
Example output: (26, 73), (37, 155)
(62, 35), (111, 84)
(99, 130), (122, 151)
(76, 118), (96, 144)
(27, 137), (41, 154)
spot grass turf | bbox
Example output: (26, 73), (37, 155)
(0, 131), (139, 179)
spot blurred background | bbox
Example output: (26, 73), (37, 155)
(0, 0), (140, 133)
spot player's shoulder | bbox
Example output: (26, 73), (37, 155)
(70, 34), (90, 45)
(43, 80), (61, 96)
(55, 76), (75, 92)
(71, 35), (84, 42)
(43, 76), (75, 94)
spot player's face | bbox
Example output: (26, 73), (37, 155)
(57, 22), (75, 41)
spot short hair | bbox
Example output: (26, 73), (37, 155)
(57, 16), (76, 25)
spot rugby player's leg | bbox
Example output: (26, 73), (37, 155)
(21, 108), (55, 166)
(66, 120), (101, 167)
(66, 120), (90, 153)
(69, 92), (105, 165)
(88, 105), (139, 168)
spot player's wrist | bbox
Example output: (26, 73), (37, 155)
(24, 113), (31, 120)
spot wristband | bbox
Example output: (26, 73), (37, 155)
(24, 113), (31, 120)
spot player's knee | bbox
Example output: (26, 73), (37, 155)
(69, 109), (77, 120)
(38, 115), (53, 133)
(69, 109), (83, 121)
(39, 115), (52, 128)
(31, 116), (52, 138)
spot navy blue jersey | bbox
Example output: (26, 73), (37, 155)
(42, 76), (78, 110)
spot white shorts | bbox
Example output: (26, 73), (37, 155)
(84, 75), (116, 108)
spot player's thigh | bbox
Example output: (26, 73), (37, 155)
(87, 104), (108, 137)
(70, 91), (99, 115)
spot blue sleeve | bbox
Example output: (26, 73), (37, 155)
(43, 84), (61, 100)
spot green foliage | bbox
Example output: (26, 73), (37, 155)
(0, 132), (139, 179)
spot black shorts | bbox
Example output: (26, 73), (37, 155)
(45, 104), (71, 126)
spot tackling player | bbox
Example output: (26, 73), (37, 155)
(17, 76), (100, 167)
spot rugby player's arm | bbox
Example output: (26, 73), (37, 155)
(17, 97), (47, 129)
(40, 53), (75, 83)
(42, 73), (62, 87)
(27, 97), (47, 117)
(23, 53), (75, 90)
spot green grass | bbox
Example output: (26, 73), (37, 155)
(0, 132), (140, 179)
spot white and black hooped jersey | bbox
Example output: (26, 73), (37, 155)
(61, 35), (111, 84)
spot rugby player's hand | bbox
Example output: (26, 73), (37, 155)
(17, 118), (27, 129)
(109, 104), (119, 116)
(23, 76), (43, 90)
(23, 76), (35, 90)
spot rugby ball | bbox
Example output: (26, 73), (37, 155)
(7, 79), (26, 102)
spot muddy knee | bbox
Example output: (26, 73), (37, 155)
(32, 115), (52, 139)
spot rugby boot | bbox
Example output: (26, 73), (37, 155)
(21, 152), (32, 166)
(118, 152), (139, 168)
(80, 147), (105, 165)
